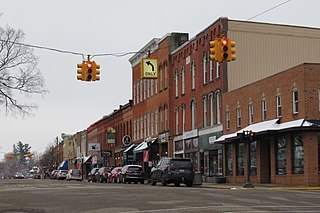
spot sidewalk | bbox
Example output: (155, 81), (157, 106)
(197, 182), (320, 190)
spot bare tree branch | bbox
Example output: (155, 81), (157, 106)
(0, 25), (48, 116)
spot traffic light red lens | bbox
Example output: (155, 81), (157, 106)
(87, 63), (92, 68)
(222, 39), (228, 46)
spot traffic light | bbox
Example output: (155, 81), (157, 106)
(209, 38), (221, 62)
(92, 61), (100, 81)
(221, 37), (229, 61)
(85, 61), (93, 81)
(227, 40), (236, 61)
(77, 61), (85, 81)
(249, 131), (256, 142)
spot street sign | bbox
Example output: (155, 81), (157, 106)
(101, 150), (112, 157)
(122, 135), (131, 146)
(141, 58), (158, 79)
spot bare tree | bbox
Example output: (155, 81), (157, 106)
(0, 25), (47, 116)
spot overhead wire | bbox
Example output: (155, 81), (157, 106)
(0, 0), (293, 59)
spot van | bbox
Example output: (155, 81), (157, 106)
(150, 157), (194, 187)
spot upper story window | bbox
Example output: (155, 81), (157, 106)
(164, 62), (168, 89)
(292, 87), (299, 114)
(203, 52), (207, 84)
(203, 96), (207, 128)
(248, 103), (254, 125)
(209, 93), (214, 126)
(209, 53), (214, 81)
(191, 60), (196, 90)
(191, 99), (197, 129)
(175, 70), (179, 98)
(140, 80), (143, 102)
(226, 109), (230, 130)
(151, 80), (154, 97)
(143, 79), (146, 100)
(181, 67), (185, 95)
(175, 107), (179, 135)
(181, 105), (186, 133)
(277, 95), (282, 117)
(155, 78), (158, 94)
(133, 84), (136, 105)
(236, 106), (241, 128)
(147, 80), (150, 99)
(261, 97), (267, 121)
(216, 90), (221, 124)
(159, 65), (163, 91)
(164, 104), (168, 130)
(216, 62), (220, 78)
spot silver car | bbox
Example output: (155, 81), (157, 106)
(66, 169), (82, 181)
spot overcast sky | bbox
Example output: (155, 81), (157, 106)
(0, 0), (319, 160)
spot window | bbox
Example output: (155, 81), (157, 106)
(226, 110), (230, 130)
(248, 104), (253, 125)
(144, 113), (146, 138)
(133, 85), (136, 105)
(140, 80), (143, 102)
(318, 89), (320, 111)
(209, 58), (213, 81)
(226, 143), (233, 176)
(216, 62), (220, 78)
(164, 63), (168, 89)
(137, 118), (140, 139)
(216, 91), (221, 124)
(175, 70), (179, 97)
(155, 110), (158, 134)
(182, 105), (186, 133)
(159, 65), (163, 91)
(250, 141), (257, 176)
(276, 136), (286, 175)
(277, 95), (282, 117)
(203, 96), (207, 128)
(209, 94), (214, 126)
(181, 67), (185, 95)
(143, 79), (146, 100)
(191, 99), (196, 129)
(292, 89), (299, 114)
(136, 83), (139, 104)
(151, 80), (154, 97)
(155, 78), (158, 94)
(236, 107), (241, 128)
(151, 111), (154, 136)
(261, 98), (267, 121)
(147, 80), (150, 99)
(164, 105), (168, 130)
(203, 53), (207, 84)
(175, 108), (179, 135)
(292, 134), (304, 174)
(191, 60), (195, 90)
(236, 143), (244, 176)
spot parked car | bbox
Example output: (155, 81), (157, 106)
(150, 157), (194, 187)
(87, 168), (99, 182)
(108, 167), (122, 183)
(66, 169), (82, 181)
(50, 170), (58, 179)
(14, 172), (24, 179)
(95, 167), (111, 183)
(56, 170), (68, 180)
(119, 165), (144, 184)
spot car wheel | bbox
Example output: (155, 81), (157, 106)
(122, 176), (126, 184)
(151, 178), (156, 186)
(100, 177), (103, 183)
(117, 176), (120, 184)
(174, 182), (180, 187)
(140, 180), (144, 184)
(186, 181), (193, 187)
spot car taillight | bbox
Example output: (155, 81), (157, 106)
(126, 170), (131, 174)
(71, 172), (73, 175)
(102, 172), (106, 176)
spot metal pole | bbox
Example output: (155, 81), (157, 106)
(244, 131), (254, 188)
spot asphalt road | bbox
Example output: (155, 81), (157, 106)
(0, 179), (320, 213)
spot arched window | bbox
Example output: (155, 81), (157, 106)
(191, 99), (197, 129)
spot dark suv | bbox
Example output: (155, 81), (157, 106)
(119, 165), (144, 184)
(150, 157), (194, 187)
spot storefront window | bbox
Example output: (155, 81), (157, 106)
(250, 141), (257, 176)
(276, 136), (286, 175)
(236, 143), (244, 176)
(292, 134), (304, 174)
(225, 143), (233, 176)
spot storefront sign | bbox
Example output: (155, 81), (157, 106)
(183, 129), (198, 140)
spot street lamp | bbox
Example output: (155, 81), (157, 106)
(242, 130), (255, 188)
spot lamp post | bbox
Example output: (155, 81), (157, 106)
(243, 130), (254, 188)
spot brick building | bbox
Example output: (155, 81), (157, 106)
(217, 63), (320, 186)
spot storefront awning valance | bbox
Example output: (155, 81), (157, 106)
(83, 155), (92, 164)
(212, 118), (315, 144)
(133, 138), (157, 153)
(123, 144), (136, 153)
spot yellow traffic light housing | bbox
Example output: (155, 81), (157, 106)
(85, 61), (93, 81)
(221, 37), (229, 61)
(209, 38), (221, 62)
(77, 62), (85, 81)
(92, 61), (100, 81)
(227, 40), (236, 61)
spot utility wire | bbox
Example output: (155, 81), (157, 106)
(0, 0), (293, 59)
